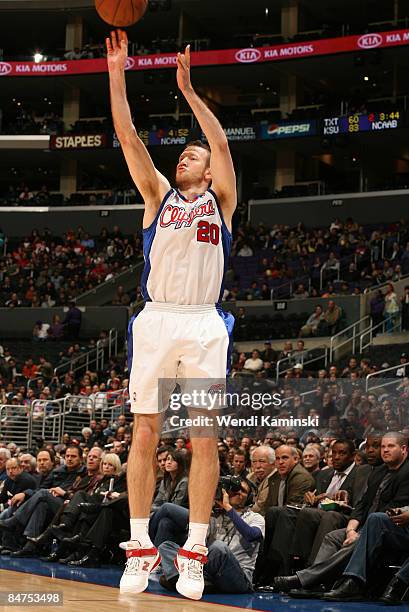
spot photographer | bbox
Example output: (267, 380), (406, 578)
(158, 477), (265, 594)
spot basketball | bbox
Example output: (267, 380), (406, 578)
(95, 0), (148, 27)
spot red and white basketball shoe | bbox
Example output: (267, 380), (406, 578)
(174, 544), (208, 600)
(119, 540), (161, 594)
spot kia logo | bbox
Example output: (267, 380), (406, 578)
(125, 57), (135, 70)
(0, 62), (12, 75)
(357, 33), (383, 49)
(235, 48), (261, 63)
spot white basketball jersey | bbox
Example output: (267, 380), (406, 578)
(141, 188), (231, 305)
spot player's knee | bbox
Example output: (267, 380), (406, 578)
(132, 414), (161, 445)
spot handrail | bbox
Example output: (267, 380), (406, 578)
(276, 346), (328, 381)
(365, 273), (409, 295)
(53, 328), (119, 380)
(366, 361), (409, 393)
(329, 315), (371, 362)
(360, 315), (402, 353)
(75, 260), (143, 304)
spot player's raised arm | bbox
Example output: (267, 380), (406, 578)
(106, 30), (170, 216)
(176, 46), (237, 224)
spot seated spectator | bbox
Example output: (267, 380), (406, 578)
(0, 458), (37, 523)
(22, 358), (38, 380)
(248, 445), (277, 516)
(34, 452), (125, 563)
(18, 454), (37, 475)
(302, 445), (321, 474)
(243, 350), (263, 372)
(0, 448), (11, 481)
(158, 477), (264, 594)
(293, 283), (309, 299)
(32, 320), (50, 341)
(0, 446), (86, 555)
(261, 341), (277, 363)
(254, 445), (315, 584)
(300, 305), (324, 337)
(322, 300), (342, 335)
(150, 449), (189, 515)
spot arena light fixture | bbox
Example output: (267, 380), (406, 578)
(34, 53), (44, 63)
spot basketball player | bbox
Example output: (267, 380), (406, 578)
(106, 30), (236, 601)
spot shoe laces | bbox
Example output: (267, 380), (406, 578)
(124, 556), (142, 575)
(186, 558), (204, 581)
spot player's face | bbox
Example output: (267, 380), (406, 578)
(175, 146), (211, 188)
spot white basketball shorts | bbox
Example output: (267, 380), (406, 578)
(127, 302), (234, 414)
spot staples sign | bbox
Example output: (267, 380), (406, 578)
(357, 33), (383, 49)
(235, 48), (261, 63)
(0, 62), (12, 76)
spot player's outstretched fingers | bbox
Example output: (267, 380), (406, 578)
(111, 30), (118, 50)
(106, 37), (113, 53)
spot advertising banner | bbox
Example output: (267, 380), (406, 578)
(50, 134), (108, 149)
(1, 29), (409, 77)
(260, 120), (317, 139)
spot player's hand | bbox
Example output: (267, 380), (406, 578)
(177, 45), (192, 93)
(106, 29), (128, 73)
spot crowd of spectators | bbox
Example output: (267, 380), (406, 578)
(0, 416), (409, 603)
(0, 225), (142, 308)
(225, 215), (409, 300)
(0, 338), (128, 408)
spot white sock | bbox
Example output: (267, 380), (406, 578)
(130, 518), (152, 546)
(183, 522), (208, 549)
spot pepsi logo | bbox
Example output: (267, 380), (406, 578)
(235, 48), (261, 63)
(125, 57), (135, 70)
(357, 33), (383, 49)
(0, 62), (12, 76)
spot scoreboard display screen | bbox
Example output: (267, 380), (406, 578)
(323, 111), (402, 135)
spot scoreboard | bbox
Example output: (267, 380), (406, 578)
(323, 112), (402, 135)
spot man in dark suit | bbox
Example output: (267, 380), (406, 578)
(291, 439), (370, 565)
(262, 439), (360, 580)
(323, 432), (409, 601)
(274, 432), (409, 599)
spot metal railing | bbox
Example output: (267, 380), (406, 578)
(360, 314), (403, 353)
(76, 261), (143, 305)
(0, 389), (130, 447)
(94, 389), (129, 424)
(31, 397), (65, 446)
(0, 404), (32, 449)
(320, 262), (341, 291)
(270, 276), (311, 300)
(53, 328), (119, 380)
(366, 361), (409, 393)
(276, 346), (328, 381)
(329, 315), (372, 362)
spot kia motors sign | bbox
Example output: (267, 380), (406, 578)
(50, 134), (107, 150)
(235, 48), (262, 63)
(125, 57), (135, 70)
(0, 62), (12, 75)
(1, 28), (401, 78)
(357, 33), (383, 49)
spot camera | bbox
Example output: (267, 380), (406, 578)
(214, 475), (242, 501)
